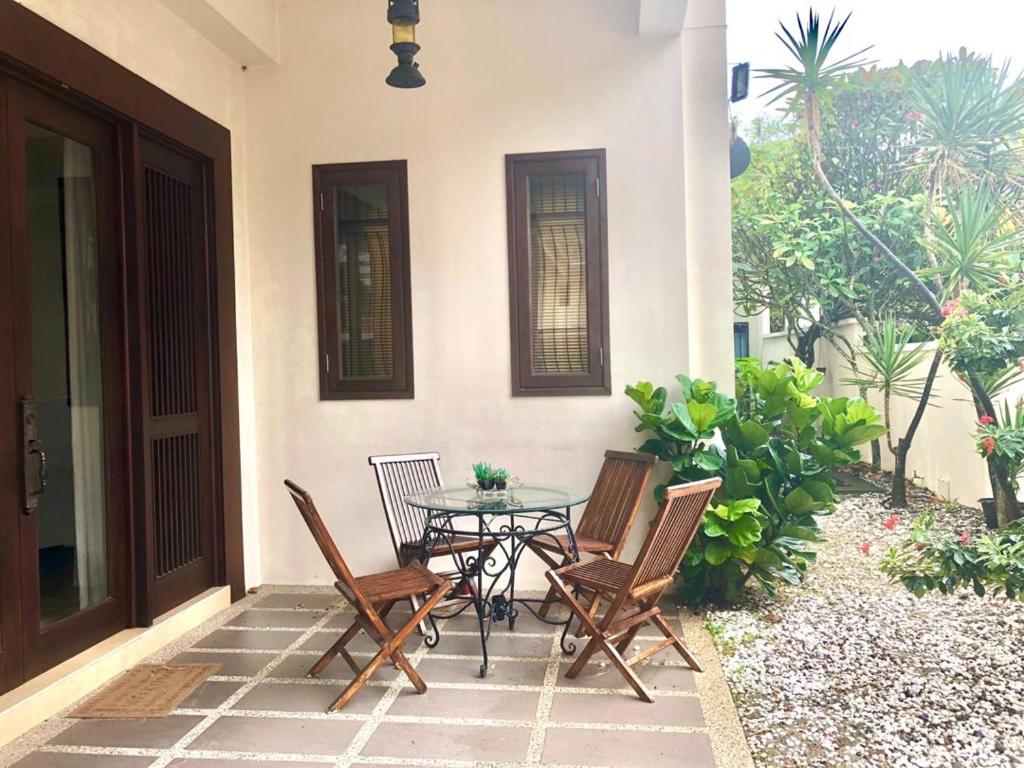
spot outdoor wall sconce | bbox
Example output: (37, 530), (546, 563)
(386, 0), (425, 88)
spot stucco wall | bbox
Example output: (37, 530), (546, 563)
(13, 0), (263, 587)
(245, 0), (709, 587)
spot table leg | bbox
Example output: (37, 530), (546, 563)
(475, 513), (489, 678)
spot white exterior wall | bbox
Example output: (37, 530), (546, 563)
(14, 0), (263, 587)
(13, 0), (731, 591)
(245, 0), (728, 587)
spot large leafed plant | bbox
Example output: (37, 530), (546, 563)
(627, 359), (885, 605)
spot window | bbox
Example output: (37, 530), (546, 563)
(313, 161), (413, 399)
(734, 322), (750, 359)
(506, 149), (609, 396)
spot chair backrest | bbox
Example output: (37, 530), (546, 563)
(368, 451), (443, 561)
(284, 479), (366, 606)
(575, 450), (657, 555)
(629, 477), (722, 590)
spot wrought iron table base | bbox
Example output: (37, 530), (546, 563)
(419, 507), (579, 677)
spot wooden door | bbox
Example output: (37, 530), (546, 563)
(135, 136), (217, 618)
(0, 78), (130, 682)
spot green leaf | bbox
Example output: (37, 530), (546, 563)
(726, 515), (763, 548)
(693, 450), (725, 471)
(688, 401), (718, 433)
(704, 538), (734, 566)
(843, 423), (888, 446)
(671, 402), (698, 437)
(702, 516), (728, 538)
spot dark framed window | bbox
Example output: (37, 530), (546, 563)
(734, 322), (750, 358)
(312, 160), (413, 399)
(505, 149), (610, 396)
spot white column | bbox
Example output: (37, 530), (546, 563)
(681, 0), (734, 393)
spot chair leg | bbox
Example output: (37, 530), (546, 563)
(547, 574), (605, 677)
(651, 613), (702, 673)
(307, 620), (361, 678)
(537, 553), (567, 618)
(574, 591), (603, 638)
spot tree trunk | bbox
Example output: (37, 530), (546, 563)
(870, 439), (882, 472)
(995, 483), (1017, 528)
(888, 350), (943, 508)
(971, 390), (1022, 525)
(891, 442), (909, 508)
(794, 326), (821, 368)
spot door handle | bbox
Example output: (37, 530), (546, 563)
(29, 443), (47, 492)
(20, 396), (44, 514)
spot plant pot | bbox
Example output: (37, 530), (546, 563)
(477, 479), (495, 491)
(494, 480), (507, 490)
(979, 498), (998, 530)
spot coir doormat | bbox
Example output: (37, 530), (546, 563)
(70, 663), (220, 718)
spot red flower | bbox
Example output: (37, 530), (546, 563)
(979, 415), (995, 425)
(860, 541), (872, 556)
(1019, 362), (1024, 373)
(981, 436), (997, 455)
(883, 514), (901, 530)
(940, 299), (962, 318)
(906, 110), (925, 122)
(959, 532), (971, 546)
(999, 274), (1009, 285)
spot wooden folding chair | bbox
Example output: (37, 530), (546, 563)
(546, 477), (721, 702)
(284, 480), (451, 711)
(531, 450), (656, 625)
(369, 452), (495, 621)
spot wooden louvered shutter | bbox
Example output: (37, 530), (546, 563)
(313, 161), (413, 399)
(137, 137), (216, 617)
(507, 150), (609, 396)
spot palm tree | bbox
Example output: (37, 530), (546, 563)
(758, 9), (1022, 519)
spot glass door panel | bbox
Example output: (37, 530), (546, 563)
(25, 123), (109, 626)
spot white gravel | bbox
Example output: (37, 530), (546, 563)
(705, 479), (1024, 768)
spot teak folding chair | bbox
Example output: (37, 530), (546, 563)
(369, 452), (495, 619)
(284, 480), (451, 711)
(532, 450), (656, 622)
(546, 477), (721, 702)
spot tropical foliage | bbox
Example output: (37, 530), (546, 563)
(881, 512), (1024, 602)
(627, 359), (885, 605)
(744, 8), (1024, 519)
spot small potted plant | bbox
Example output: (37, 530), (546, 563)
(492, 467), (510, 490)
(473, 462), (494, 490)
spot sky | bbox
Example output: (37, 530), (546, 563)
(726, 0), (1024, 125)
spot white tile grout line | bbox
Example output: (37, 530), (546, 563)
(143, 602), (347, 768)
(333, 614), (445, 768)
(23, 592), (718, 768)
(526, 625), (568, 762)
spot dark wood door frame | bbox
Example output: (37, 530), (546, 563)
(0, 0), (244, 632)
(5, 78), (133, 678)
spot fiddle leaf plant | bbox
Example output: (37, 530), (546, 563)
(629, 359), (885, 605)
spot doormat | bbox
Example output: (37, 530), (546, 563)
(70, 663), (220, 718)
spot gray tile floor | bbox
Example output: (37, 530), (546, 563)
(5, 588), (727, 768)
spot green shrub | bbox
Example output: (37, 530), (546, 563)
(627, 359), (886, 605)
(880, 512), (1024, 601)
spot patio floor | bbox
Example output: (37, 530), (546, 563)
(3, 587), (753, 768)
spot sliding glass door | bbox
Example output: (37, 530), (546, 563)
(0, 78), (129, 681)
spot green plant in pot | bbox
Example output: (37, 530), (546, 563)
(473, 462), (494, 490)
(492, 468), (510, 490)
(627, 359), (886, 605)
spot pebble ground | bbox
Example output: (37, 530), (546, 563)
(705, 472), (1024, 768)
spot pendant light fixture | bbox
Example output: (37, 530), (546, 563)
(386, 0), (425, 88)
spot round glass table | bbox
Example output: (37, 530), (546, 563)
(405, 485), (589, 677)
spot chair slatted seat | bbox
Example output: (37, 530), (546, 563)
(370, 452), (496, 623)
(531, 450), (656, 624)
(546, 477), (721, 702)
(284, 479), (451, 711)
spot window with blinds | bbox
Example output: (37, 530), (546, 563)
(313, 161), (413, 399)
(506, 150), (609, 396)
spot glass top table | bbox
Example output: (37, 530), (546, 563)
(405, 485), (589, 514)
(404, 484), (589, 677)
